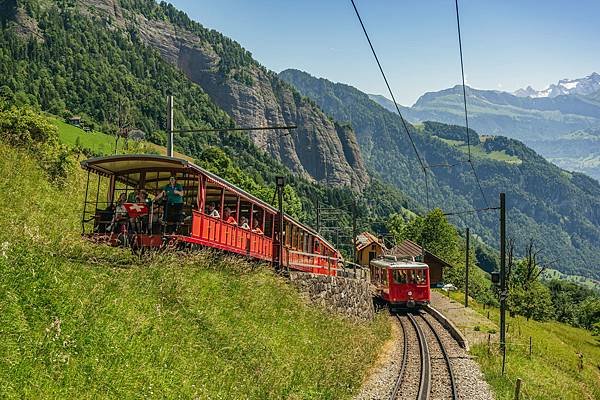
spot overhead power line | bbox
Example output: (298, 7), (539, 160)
(349, 0), (430, 209)
(454, 0), (490, 209)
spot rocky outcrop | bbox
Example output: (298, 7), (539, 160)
(77, 0), (369, 188)
(289, 271), (374, 321)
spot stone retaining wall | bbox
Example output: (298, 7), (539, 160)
(289, 271), (374, 321)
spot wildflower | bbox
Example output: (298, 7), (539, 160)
(1, 241), (8, 258)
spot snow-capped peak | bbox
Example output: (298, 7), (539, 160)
(514, 73), (600, 98)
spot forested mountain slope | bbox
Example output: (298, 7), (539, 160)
(2, 0), (367, 188)
(280, 69), (600, 280)
(0, 0), (417, 257)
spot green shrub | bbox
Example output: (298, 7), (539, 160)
(0, 106), (73, 184)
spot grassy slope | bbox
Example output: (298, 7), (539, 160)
(0, 144), (389, 399)
(443, 291), (600, 400)
(436, 137), (523, 164)
(49, 115), (193, 160)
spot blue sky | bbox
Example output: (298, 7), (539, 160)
(168, 0), (600, 105)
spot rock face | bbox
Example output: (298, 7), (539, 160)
(289, 271), (375, 321)
(76, 0), (368, 188)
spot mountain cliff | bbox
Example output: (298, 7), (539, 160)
(111, 0), (368, 187)
(5, 0), (368, 188)
(280, 68), (600, 280)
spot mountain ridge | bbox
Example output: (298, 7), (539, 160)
(514, 72), (600, 98)
(280, 68), (600, 280)
(369, 78), (600, 180)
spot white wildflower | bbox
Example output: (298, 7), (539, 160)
(1, 242), (8, 258)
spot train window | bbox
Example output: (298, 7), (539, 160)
(403, 269), (426, 285)
(393, 269), (408, 284)
(285, 224), (292, 247)
(371, 266), (379, 283)
(413, 269), (426, 285)
(251, 206), (264, 232)
(293, 227), (299, 250)
(381, 267), (388, 285)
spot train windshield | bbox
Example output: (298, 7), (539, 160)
(393, 269), (427, 285)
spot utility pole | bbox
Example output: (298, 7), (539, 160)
(275, 176), (285, 272)
(465, 227), (470, 308)
(500, 192), (507, 352)
(316, 199), (320, 233)
(352, 197), (357, 264)
(166, 95), (174, 157)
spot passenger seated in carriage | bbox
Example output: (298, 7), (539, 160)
(127, 188), (141, 203)
(129, 190), (152, 233)
(251, 219), (263, 235)
(207, 202), (220, 218)
(240, 217), (250, 230)
(107, 193), (128, 233)
(223, 207), (237, 225)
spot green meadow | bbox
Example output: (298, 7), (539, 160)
(0, 127), (389, 398)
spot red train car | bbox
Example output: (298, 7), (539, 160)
(80, 154), (341, 274)
(370, 255), (430, 308)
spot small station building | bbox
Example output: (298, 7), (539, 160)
(355, 231), (386, 266)
(386, 239), (453, 286)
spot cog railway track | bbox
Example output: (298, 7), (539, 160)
(391, 311), (457, 400)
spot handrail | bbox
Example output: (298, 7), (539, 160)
(286, 250), (369, 280)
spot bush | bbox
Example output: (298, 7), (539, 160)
(0, 106), (74, 184)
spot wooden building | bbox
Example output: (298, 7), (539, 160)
(387, 239), (453, 286)
(356, 231), (386, 266)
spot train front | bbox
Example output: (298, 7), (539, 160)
(389, 261), (430, 308)
(371, 256), (431, 309)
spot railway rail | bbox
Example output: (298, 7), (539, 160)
(391, 311), (457, 400)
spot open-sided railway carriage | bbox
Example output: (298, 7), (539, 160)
(370, 255), (431, 308)
(80, 154), (341, 274)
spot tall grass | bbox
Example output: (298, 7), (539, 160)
(444, 291), (600, 400)
(0, 144), (389, 399)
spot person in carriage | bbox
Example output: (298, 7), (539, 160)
(155, 176), (184, 234)
(107, 193), (128, 233)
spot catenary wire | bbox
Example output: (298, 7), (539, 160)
(454, 0), (490, 208)
(349, 0), (429, 209)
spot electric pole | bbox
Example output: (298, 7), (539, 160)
(275, 176), (285, 272)
(500, 192), (507, 352)
(166, 95), (174, 157)
(465, 227), (470, 308)
(352, 197), (357, 264)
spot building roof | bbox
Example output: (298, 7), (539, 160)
(370, 255), (428, 269)
(356, 231), (386, 252)
(387, 239), (453, 268)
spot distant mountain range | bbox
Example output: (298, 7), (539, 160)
(514, 73), (600, 98)
(368, 73), (600, 180)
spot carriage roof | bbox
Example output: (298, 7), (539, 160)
(370, 256), (428, 270)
